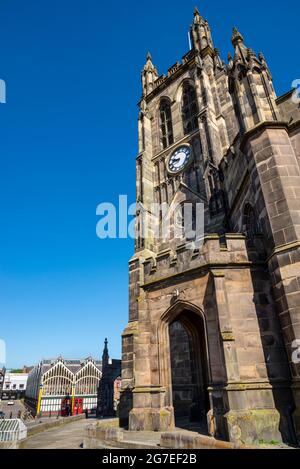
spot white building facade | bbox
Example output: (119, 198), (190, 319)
(1, 372), (28, 398)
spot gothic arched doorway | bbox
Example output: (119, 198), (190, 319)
(168, 308), (210, 432)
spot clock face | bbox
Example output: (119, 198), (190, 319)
(168, 146), (191, 173)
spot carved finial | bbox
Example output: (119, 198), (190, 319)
(141, 51), (158, 96)
(258, 52), (266, 63)
(102, 337), (109, 365)
(172, 289), (180, 302)
(214, 48), (224, 70)
(227, 52), (234, 69)
(258, 52), (271, 77)
(232, 27), (244, 46)
(246, 48), (256, 62)
(143, 51), (157, 73)
(144, 52), (155, 69)
(193, 6), (203, 24)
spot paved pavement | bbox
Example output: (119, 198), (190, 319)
(0, 399), (27, 419)
(22, 417), (94, 449)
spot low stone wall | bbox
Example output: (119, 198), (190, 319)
(84, 419), (161, 449)
(84, 419), (121, 449)
(83, 419), (255, 450)
(84, 424), (123, 449)
(160, 432), (253, 450)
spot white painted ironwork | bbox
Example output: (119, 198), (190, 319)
(75, 361), (102, 396)
(0, 419), (27, 441)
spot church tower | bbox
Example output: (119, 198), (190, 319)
(120, 8), (300, 445)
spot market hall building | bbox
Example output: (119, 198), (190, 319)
(25, 339), (121, 417)
(25, 356), (102, 416)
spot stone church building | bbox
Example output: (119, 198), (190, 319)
(120, 8), (300, 445)
(97, 339), (121, 418)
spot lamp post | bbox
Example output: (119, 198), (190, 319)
(36, 384), (43, 417)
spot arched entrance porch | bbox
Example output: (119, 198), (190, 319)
(159, 301), (211, 432)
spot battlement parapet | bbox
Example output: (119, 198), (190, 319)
(142, 234), (265, 285)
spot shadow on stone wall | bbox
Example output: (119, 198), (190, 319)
(118, 388), (133, 429)
(248, 240), (297, 445)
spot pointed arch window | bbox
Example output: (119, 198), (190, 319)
(160, 98), (174, 149)
(173, 201), (197, 241)
(208, 170), (223, 216)
(182, 82), (199, 135)
(243, 203), (260, 240)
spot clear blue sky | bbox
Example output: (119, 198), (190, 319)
(0, 0), (299, 368)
